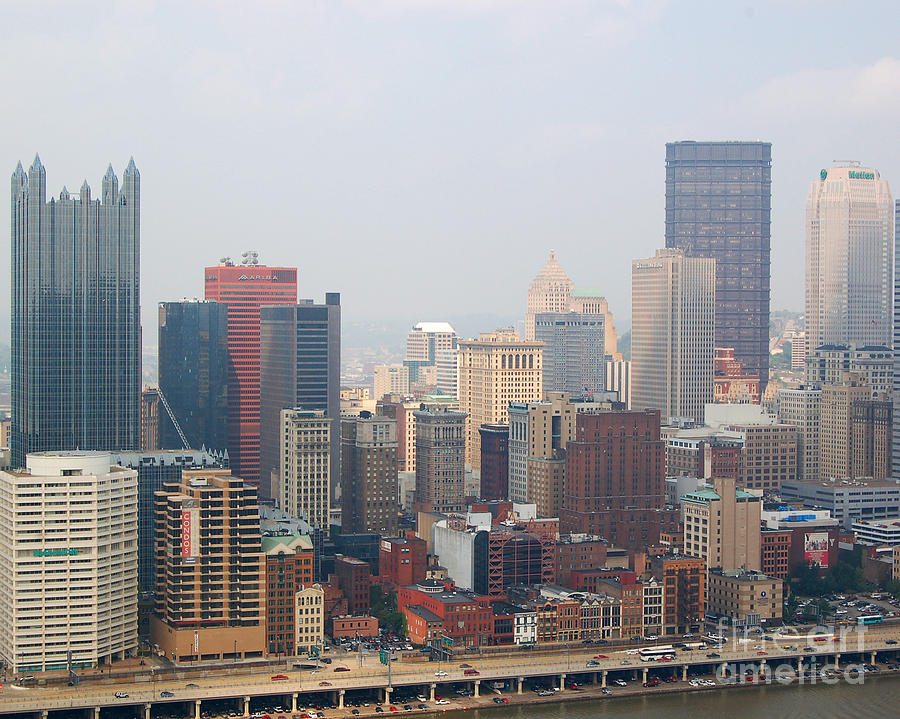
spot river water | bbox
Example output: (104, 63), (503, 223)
(441, 674), (900, 719)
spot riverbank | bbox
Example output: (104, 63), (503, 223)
(307, 666), (900, 719)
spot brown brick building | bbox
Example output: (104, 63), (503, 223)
(379, 535), (427, 588)
(649, 553), (705, 636)
(760, 528), (791, 580)
(561, 410), (672, 547)
(479, 424), (510, 501)
(334, 555), (371, 616)
(263, 534), (314, 656)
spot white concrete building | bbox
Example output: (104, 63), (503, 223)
(513, 610), (537, 645)
(0, 452), (138, 673)
(852, 519), (900, 546)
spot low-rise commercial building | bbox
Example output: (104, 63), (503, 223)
(379, 535), (427, 588)
(332, 615), (379, 640)
(706, 569), (783, 627)
(682, 477), (761, 571)
(779, 478), (900, 530)
(852, 519), (900, 546)
(649, 554), (705, 636)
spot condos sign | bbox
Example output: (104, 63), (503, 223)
(181, 499), (200, 558)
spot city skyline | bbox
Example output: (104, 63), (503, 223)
(1, 3), (898, 346)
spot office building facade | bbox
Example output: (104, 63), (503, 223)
(458, 329), (543, 470)
(0, 452), (138, 672)
(405, 322), (458, 386)
(280, 409), (331, 530)
(805, 344), (892, 397)
(526, 251), (574, 341)
(414, 409), (467, 514)
(151, 469), (266, 662)
(777, 386), (821, 481)
(259, 295), (341, 502)
(631, 249), (715, 423)
(665, 140), (772, 398)
(806, 165), (893, 349)
(158, 300), (230, 452)
(10, 157), (141, 468)
(894, 199), (900, 481)
(341, 414), (399, 536)
(534, 312), (607, 397)
(205, 260), (298, 486)
(478, 424), (509, 501)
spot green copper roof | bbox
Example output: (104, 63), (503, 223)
(261, 534), (313, 554)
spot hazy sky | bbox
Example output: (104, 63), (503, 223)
(2, 0), (898, 346)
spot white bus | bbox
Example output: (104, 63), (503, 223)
(639, 646), (676, 662)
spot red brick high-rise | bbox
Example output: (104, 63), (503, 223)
(205, 259), (298, 485)
(561, 409), (674, 548)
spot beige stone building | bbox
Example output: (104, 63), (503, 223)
(728, 423), (798, 492)
(706, 569), (782, 625)
(821, 373), (872, 480)
(682, 476), (761, 571)
(631, 248), (715, 424)
(508, 392), (576, 511)
(295, 584), (325, 654)
(458, 329), (543, 470)
(568, 288), (621, 360)
(373, 365), (410, 400)
(280, 409), (331, 529)
(526, 251), (574, 341)
(777, 386), (821, 481)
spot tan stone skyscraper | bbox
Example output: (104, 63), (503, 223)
(805, 164), (894, 350)
(631, 248), (715, 424)
(458, 329), (544, 470)
(526, 251), (574, 340)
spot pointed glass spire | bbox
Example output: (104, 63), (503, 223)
(30, 154), (44, 174)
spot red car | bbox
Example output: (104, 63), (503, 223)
(595, 655), (610, 659)
(464, 669), (479, 676)
(318, 681), (332, 687)
(756, 651), (768, 656)
(271, 674), (289, 681)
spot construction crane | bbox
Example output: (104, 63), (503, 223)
(155, 386), (190, 449)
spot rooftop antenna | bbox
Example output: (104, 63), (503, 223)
(833, 160), (862, 167)
(241, 250), (259, 266)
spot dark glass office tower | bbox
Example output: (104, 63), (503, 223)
(10, 156), (141, 468)
(158, 300), (230, 452)
(665, 141), (772, 398)
(259, 294), (341, 502)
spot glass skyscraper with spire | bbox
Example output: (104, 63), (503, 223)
(10, 156), (141, 467)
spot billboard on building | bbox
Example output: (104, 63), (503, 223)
(804, 531), (829, 568)
(181, 499), (200, 558)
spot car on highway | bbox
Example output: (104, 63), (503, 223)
(375, 707), (384, 713)
(586, 660), (600, 667)
(272, 674), (289, 681)
(464, 669), (479, 675)
(186, 683), (200, 688)
(434, 700), (450, 705)
(595, 654), (610, 659)
(318, 681), (332, 686)
(887, 640), (898, 645)
(161, 691), (174, 698)
(115, 692), (129, 699)
(707, 653), (721, 659)
(601, 688), (612, 695)
(459, 663), (472, 668)
(334, 667), (351, 672)
(613, 679), (627, 687)
(434, 671), (449, 676)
